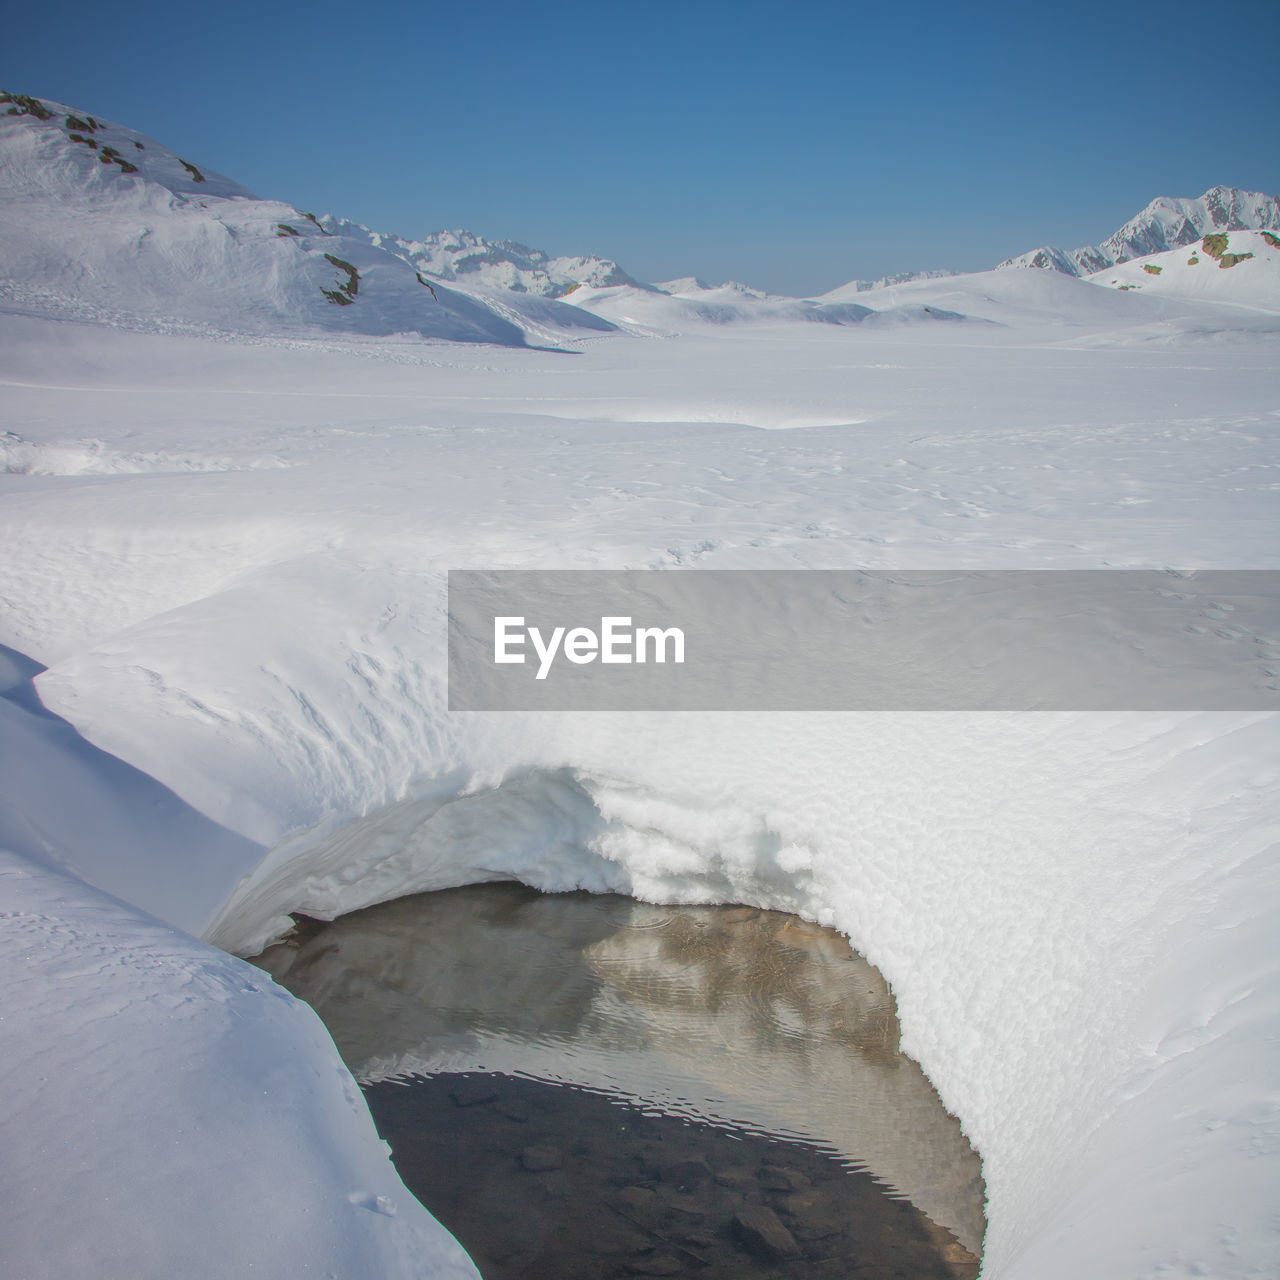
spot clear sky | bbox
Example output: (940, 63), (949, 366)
(6, 0), (1278, 295)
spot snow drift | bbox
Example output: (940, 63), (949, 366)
(0, 843), (478, 1280)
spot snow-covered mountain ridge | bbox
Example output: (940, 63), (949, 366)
(833, 268), (961, 292)
(324, 219), (964, 300)
(2, 91), (1275, 334)
(334, 184), (1278, 301)
(0, 92), (613, 347)
(316, 218), (652, 298)
(0, 93), (981, 336)
(999, 185), (1280, 276)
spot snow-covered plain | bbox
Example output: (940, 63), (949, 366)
(2, 95), (1279, 1280)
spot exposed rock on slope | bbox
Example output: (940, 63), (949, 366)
(1088, 229), (1280, 309)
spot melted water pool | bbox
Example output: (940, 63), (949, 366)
(253, 884), (984, 1278)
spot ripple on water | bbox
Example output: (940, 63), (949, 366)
(252, 883), (985, 1278)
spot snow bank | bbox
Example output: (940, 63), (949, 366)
(0, 647), (260, 934)
(0, 846), (479, 1279)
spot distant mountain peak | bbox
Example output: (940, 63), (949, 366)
(316, 218), (651, 298)
(832, 268), (961, 294)
(654, 277), (772, 298)
(998, 185), (1280, 275)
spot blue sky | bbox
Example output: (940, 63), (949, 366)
(6, 0), (1278, 294)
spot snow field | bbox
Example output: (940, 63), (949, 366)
(1, 303), (1277, 1278)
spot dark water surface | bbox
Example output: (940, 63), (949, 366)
(252, 884), (984, 1279)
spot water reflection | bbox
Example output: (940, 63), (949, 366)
(254, 884), (984, 1257)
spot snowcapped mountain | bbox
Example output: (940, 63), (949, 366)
(828, 268), (961, 293)
(316, 219), (649, 298)
(998, 185), (1280, 275)
(0, 93), (610, 347)
(313, 225), (962, 330)
(654, 276), (768, 296)
(819, 189), (1277, 297)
